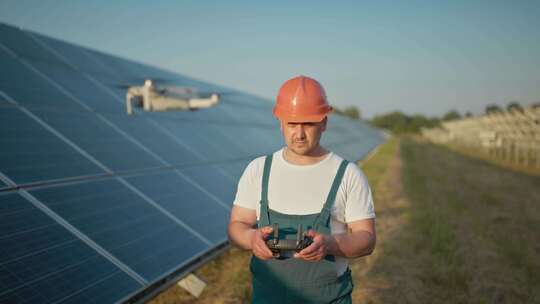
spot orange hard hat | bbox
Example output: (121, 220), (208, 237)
(273, 75), (333, 122)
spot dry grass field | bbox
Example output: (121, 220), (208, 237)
(149, 138), (540, 303)
(443, 143), (540, 178)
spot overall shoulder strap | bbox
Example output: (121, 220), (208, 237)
(324, 159), (349, 210)
(261, 154), (273, 202)
(314, 159), (349, 232)
(258, 154), (273, 227)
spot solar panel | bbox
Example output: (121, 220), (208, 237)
(0, 22), (385, 303)
(0, 192), (142, 304)
(29, 179), (211, 282)
(0, 47), (86, 111)
(218, 159), (251, 180)
(0, 107), (105, 185)
(124, 170), (230, 243)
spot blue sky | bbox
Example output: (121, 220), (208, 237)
(1, 0), (539, 118)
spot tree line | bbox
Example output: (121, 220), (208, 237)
(334, 101), (539, 134)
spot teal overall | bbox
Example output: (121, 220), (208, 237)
(250, 154), (353, 304)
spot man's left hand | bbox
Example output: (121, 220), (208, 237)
(294, 230), (331, 261)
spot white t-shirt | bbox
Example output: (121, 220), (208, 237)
(233, 148), (376, 275)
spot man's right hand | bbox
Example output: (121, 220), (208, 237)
(228, 206), (275, 259)
(251, 226), (274, 260)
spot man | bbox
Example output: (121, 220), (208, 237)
(228, 76), (376, 304)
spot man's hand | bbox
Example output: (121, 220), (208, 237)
(293, 219), (376, 260)
(251, 226), (274, 260)
(294, 230), (330, 261)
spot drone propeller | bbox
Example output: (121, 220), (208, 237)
(112, 77), (174, 89)
(114, 84), (237, 97)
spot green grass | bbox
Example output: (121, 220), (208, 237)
(401, 139), (469, 299)
(361, 137), (400, 199)
(398, 138), (540, 303)
(351, 137), (539, 303)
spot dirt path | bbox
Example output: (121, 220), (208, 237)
(350, 140), (420, 303)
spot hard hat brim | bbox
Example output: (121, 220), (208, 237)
(273, 108), (331, 123)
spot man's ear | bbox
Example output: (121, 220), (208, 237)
(321, 117), (327, 132)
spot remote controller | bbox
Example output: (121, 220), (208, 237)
(266, 223), (313, 257)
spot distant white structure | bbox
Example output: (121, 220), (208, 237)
(422, 106), (540, 168)
(126, 79), (219, 115)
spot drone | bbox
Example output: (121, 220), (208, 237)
(124, 79), (221, 115)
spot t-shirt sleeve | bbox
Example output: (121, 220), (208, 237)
(343, 163), (376, 222)
(232, 158), (262, 210)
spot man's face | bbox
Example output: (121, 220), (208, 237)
(280, 118), (327, 156)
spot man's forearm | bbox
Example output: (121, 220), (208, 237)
(227, 221), (256, 250)
(326, 230), (376, 258)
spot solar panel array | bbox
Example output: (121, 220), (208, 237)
(0, 22), (384, 303)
